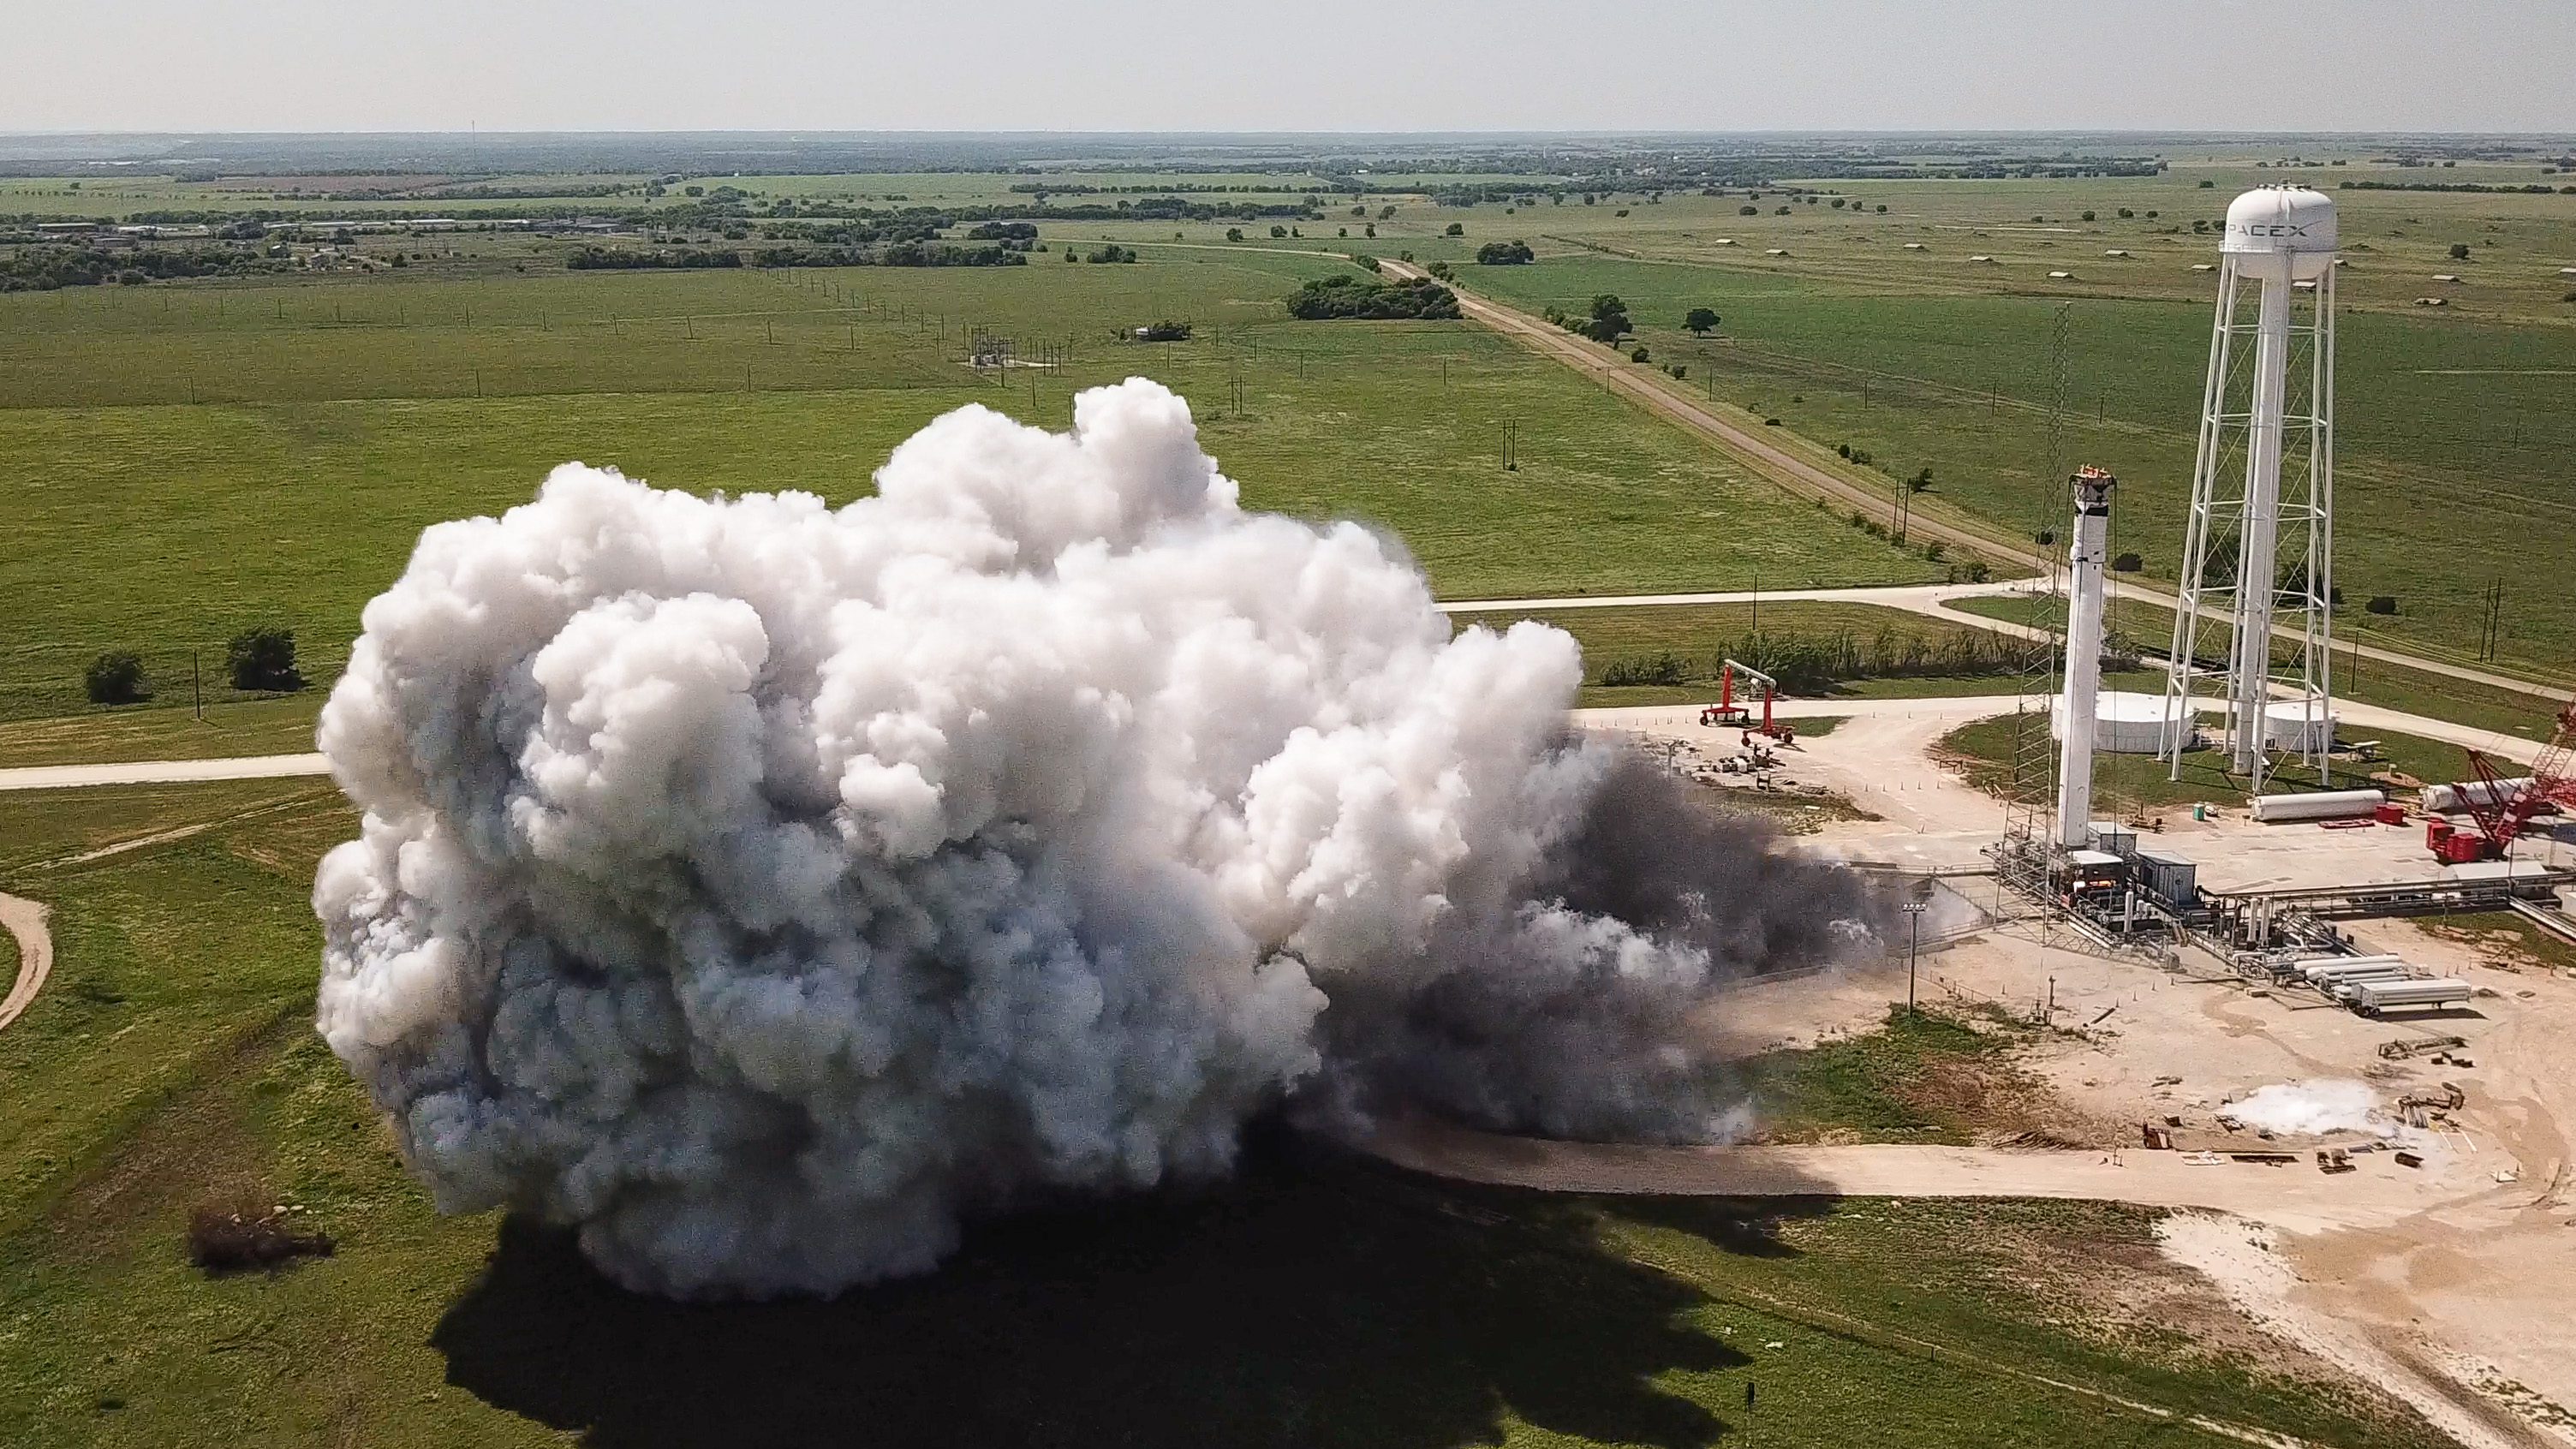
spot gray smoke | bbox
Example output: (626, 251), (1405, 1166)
(312, 379), (1880, 1298)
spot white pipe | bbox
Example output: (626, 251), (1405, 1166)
(2055, 471), (2114, 849)
(2250, 788), (2384, 822)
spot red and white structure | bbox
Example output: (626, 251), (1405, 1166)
(2164, 187), (2338, 790)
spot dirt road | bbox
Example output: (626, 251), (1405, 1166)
(0, 892), (54, 1035)
(1363, 1117), (2483, 1236)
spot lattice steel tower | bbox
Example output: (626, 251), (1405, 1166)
(2164, 187), (2338, 792)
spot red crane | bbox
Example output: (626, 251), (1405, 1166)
(1697, 659), (1794, 743)
(2436, 698), (2576, 862)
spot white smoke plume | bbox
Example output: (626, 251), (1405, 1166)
(2222, 1080), (2387, 1137)
(312, 379), (1879, 1298)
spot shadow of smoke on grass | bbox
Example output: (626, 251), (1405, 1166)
(432, 1131), (1748, 1449)
(1601, 1196), (1837, 1262)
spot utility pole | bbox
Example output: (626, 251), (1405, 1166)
(192, 651), (201, 721)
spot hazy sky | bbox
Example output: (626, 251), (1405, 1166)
(11, 0), (2573, 134)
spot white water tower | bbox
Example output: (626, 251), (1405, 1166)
(2163, 186), (2337, 790)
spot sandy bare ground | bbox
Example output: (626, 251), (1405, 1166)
(0, 892), (54, 1035)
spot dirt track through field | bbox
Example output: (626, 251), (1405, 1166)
(1359, 1117), (2483, 1236)
(0, 893), (54, 1035)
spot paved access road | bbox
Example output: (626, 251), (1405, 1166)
(0, 753), (331, 793)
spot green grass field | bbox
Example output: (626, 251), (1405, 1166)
(0, 247), (1947, 731)
(1935, 711), (2476, 814)
(0, 783), (2452, 1449)
(1395, 159), (2576, 672)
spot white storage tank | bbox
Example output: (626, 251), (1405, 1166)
(2262, 701), (2334, 754)
(2224, 186), (2339, 280)
(2424, 777), (2540, 814)
(2251, 788), (2385, 823)
(2052, 691), (2191, 754)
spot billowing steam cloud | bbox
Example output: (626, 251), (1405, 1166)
(313, 379), (1878, 1297)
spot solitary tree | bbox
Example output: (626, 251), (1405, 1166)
(1226, 228), (1243, 242)
(84, 651), (149, 705)
(2448, 242), (2471, 259)
(226, 628), (302, 692)
(1684, 307), (1720, 333)
(1443, 222), (1464, 236)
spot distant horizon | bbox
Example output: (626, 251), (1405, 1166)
(7, 128), (2574, 140)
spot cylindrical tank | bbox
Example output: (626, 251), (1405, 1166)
(2250, 788), (2384, 823)
(2423, 777), (2536, 813)
(2052, 691), (2190, 754)
(2262, 701), (2334, 753)
(2223, 187), (2338, 280)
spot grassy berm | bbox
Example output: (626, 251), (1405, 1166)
(0, 783), (2453, 1449)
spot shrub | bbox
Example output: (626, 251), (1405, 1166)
(1600, 653), (1688, 688)
(2448, 242), (2471, 259)
(226, 628), (303, 692)
(1427, 260), (1453, 281)
(1922, 540), (1945, 562)
(1269, 225), (1287, 239)
(1444, 222), (1464, 237)
(2117, 207), (2134, 218)
(1226, 228), (1243, 242)
(2111, 552), (2143, 572)
(1475, 239), (1534, 265)
(1353, 253), (1380, 272)
(1739, 206), (1759, 216)
(2081, 211), (2096, 222)
(84, 650), (149, 704)
(1874, 204), (1887, 212)
(1764, 417), (1781, 426)
(1774, 206), (1792, 215)
(1630, 346), (1650, 363)
(1085, 244), (1137, 264)
(2366, 595), (2399, 615)
(1665, 363), (1686, 379)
